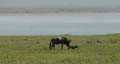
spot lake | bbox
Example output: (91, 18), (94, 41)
(0, 13), (120, 35)
(0, 0), (120, 8)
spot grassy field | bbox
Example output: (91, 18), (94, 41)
(0, 34), (120, 64)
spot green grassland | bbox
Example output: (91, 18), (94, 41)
(0, 34), (120, 64)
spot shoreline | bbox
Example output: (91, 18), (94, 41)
(0, 8), (120, 14)
(0, 12), (120, 16)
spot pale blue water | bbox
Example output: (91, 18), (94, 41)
(0, 13), (120, 35)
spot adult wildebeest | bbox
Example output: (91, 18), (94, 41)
(49, 37), (71, 50)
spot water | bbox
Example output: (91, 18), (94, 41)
(0, 13), (120, 35)
(0, 0), (120, 8)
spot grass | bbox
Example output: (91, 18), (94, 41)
(0, 35), (120, 64)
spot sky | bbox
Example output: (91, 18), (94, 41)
(0, 0), (120, 9)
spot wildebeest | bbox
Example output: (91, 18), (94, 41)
(49, 37), (71, 50)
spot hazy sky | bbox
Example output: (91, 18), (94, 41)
(0, 0), (120, 8)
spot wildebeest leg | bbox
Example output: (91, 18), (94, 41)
(49, 42), (52, 50)
(61, 44), (63, 49)
(52, 44), (55, 50)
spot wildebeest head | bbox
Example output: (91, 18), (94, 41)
(68, 45), (78, 50)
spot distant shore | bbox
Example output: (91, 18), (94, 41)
(0, 8), (120, 13)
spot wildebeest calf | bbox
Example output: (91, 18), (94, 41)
(68, 45), (78, 49)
